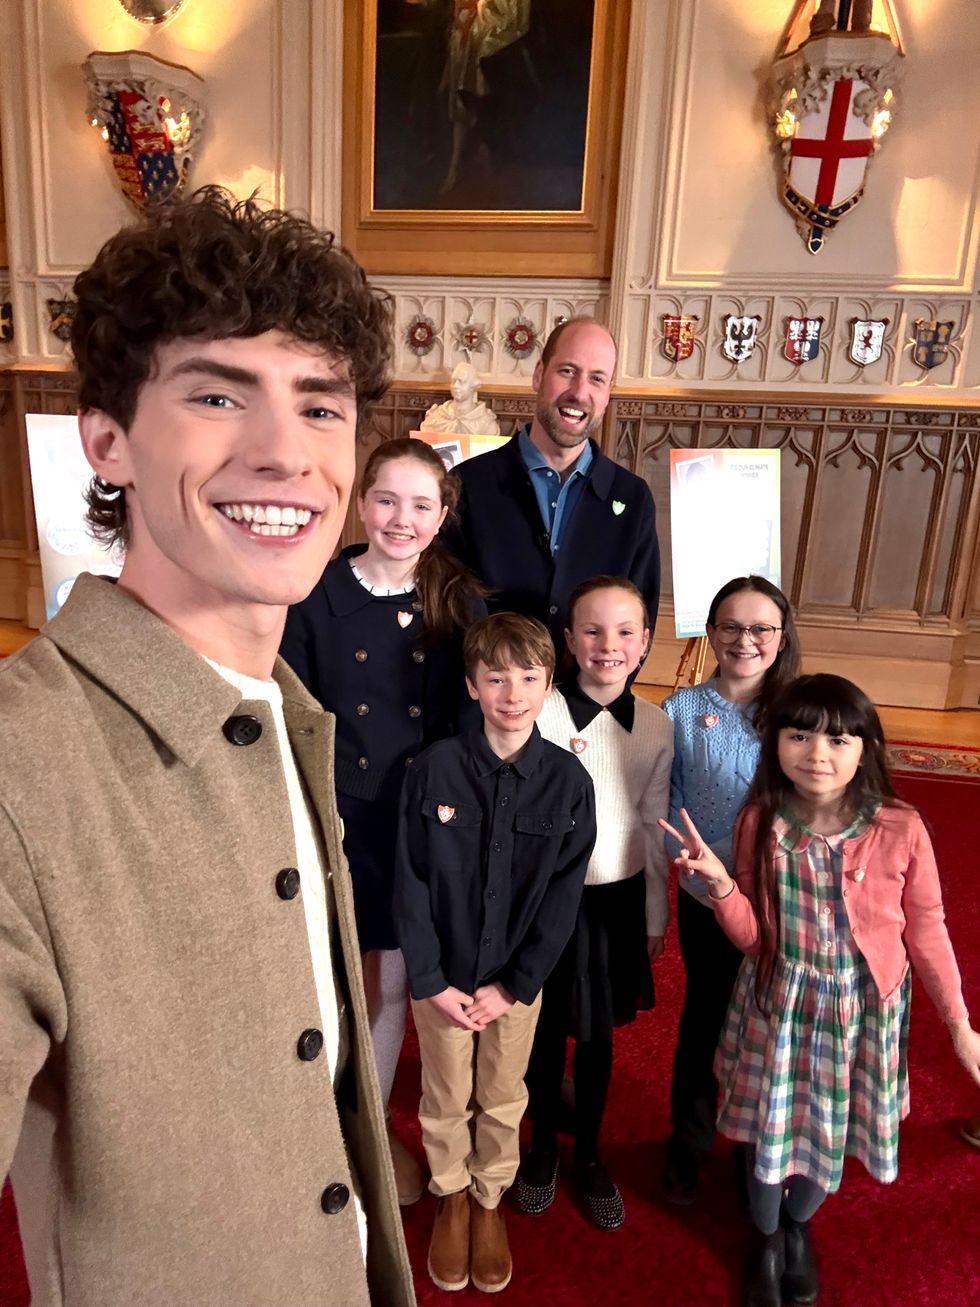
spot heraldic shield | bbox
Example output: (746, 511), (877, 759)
(849, 319), (888, 366)
(723, 316), (761, 364)
(784, 77), (875, 254)
(911, 320), (955, 370)
(784, 317), (822, 365)
(662, 315), (699, 363)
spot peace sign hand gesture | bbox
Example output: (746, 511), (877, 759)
(658, 808), (735, 901)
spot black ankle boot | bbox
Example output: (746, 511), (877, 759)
(782, 1211), (819, 1304)
(744, 1227), (785, 1307)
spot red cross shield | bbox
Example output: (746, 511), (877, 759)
(784, 78), (874, 254)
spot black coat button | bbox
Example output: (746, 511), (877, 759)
(223, 715), (262, 746)
(297, 1028), (324, 1061)
(549, 604), (559, 615)
(408, 705), (421, 718)
(321, 1182), (350, 1215)
(358, 756), (369, 770)
(275, 867), (301, 900)
(356, 703), (370, 716)
(412, 650), (425, 663)
(355, 649), (368, 663)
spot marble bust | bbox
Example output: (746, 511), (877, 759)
(420, 362), (500, 436)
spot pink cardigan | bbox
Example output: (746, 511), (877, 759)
(712, 802), (969, 1024)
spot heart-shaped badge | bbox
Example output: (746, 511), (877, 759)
(703, 713), (719, 728)
(570, 737), (588, 754)
(437, 804), (455, 824)
(397, 611), (414, 628)
(611, 500), (625, 516)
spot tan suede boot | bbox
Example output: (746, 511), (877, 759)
(427, 1190), (470, 1292)
(387, 1119), (425, 1206)
(469, 1196), (512, 1294)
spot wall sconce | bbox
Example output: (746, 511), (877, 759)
(83, 50), (206, 210)
(769, 1), (904, 253)
(115, 0), (189, 22)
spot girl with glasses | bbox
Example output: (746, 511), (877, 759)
(661, 576), (800, 1205)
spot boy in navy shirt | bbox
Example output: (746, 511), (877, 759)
(396, 613), (595, 1294)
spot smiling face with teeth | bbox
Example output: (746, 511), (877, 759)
(357, 455), (449, 569)
(530, 320), (616, 463)
(706, 590), (786, 696)
(79, 330), (358, 666)
(565, 585), (649, 705)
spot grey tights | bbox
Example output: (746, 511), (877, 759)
(745, 1148), (828, 1235)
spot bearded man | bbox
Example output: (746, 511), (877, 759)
(443, 317), (660, 648)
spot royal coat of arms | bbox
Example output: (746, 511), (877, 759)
(722, 316), (761, 364)
(848, 318), (888, 366)
(662, 315), (699, 363)
(784, 317), (823, 365)
(911, 320), (955, 370)
(84, 52), (206, 211)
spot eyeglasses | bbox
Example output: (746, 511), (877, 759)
(709, 622), (782, 646)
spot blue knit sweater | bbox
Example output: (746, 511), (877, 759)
(661, 681), (760, 902)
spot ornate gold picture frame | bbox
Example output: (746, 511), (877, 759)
(342, 0), (630, 278)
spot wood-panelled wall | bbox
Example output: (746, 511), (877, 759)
(3, 369), (979, 710)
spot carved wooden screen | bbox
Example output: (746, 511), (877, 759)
(610, 397), (980, 634)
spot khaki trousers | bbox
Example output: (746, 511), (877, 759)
(411, 993), (542, 1210)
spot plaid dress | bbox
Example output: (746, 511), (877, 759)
(714, 809), (912, 1191)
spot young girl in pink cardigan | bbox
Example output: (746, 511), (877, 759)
(661, 673), (980, 1307)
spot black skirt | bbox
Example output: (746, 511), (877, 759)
(563, 871), (655, 1044)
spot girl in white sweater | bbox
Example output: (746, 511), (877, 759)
(516, 576), (673, 1229)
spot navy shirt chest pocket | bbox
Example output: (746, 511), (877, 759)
(420, 797), (482, 866)
(511, 808), (573, 878)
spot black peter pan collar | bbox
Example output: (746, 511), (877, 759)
(559, 679), (635, 733)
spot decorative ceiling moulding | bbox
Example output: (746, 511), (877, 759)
(115, 0), (190, 23)
(769, 1), (905, 254)
(83, 51), (207, 210)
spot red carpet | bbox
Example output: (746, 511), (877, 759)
(2, 773), (978, 1306)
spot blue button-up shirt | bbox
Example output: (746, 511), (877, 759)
(518, 426), (594, 555)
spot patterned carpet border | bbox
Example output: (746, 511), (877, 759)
(887, 739), (980, 780)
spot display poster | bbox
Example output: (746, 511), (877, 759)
(669, 448), (781, 638)
(411, 430), (509, 468)
(25, 413), (123, 620)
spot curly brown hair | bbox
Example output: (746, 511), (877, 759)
(73, 186), (393, 546)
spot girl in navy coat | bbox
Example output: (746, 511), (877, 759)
(281, 437), (486, 1200)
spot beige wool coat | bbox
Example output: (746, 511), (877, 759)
(0, 575), (415, 1307)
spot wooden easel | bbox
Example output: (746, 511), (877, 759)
(673, 635), (709, 691)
